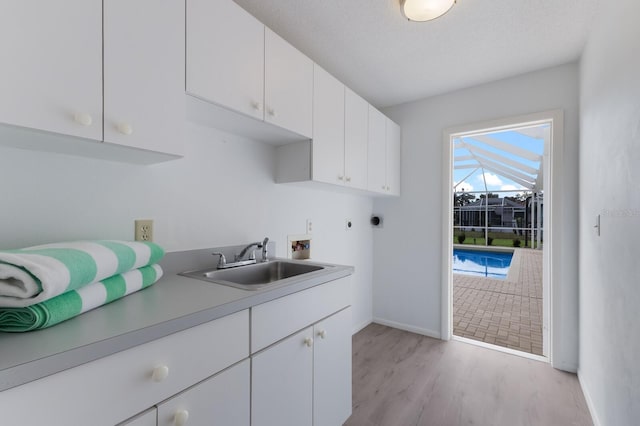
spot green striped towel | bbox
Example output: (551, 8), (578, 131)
(0, 264), (163, 332)
(0, 241), (164, 307)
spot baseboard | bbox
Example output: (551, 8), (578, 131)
(352, 319), (372, 335)
(372, 317), (441, 339)
(578, 369), (602, 426)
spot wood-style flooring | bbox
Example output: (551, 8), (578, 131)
(345, 324), (592, 426)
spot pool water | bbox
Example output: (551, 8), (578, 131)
(453, 249), (513, 279)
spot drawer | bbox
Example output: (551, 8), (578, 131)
(0, 309), (249, 426)
(251, 276), (351, 353)
(119, 408), (157, 426)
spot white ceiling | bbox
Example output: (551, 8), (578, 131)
(233, 0), (600, 108)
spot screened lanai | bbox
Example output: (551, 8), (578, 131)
(453, 124), (547, 249)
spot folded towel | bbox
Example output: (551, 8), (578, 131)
(0, 264), (163, 332)
(0, 241), (164, 307)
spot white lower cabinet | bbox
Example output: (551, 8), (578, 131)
(313, 307), (353, 426)
(0, 278), (353, 426)
(157, 359), (250, 426)
(252, 306), (352, 426)
(252, 327), (314, 426)
(120, 408), (157, 426)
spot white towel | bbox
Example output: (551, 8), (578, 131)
(0, 240), (164, 307)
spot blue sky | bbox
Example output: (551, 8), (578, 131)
(453, 125), (545, 196)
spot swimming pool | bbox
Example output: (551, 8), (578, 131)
(453, 249), (513, 279)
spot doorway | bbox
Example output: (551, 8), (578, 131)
(441, 111), (562, 362)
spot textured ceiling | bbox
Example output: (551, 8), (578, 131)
(233, 0), (600, 108)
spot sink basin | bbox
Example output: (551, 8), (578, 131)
(180, 260), (326, 290)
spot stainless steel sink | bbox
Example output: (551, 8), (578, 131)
(180, 260), (326, 290)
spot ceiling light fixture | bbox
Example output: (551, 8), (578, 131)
(400, 0), (456, 21)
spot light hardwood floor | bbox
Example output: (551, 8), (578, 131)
(345, 324), (592, 426)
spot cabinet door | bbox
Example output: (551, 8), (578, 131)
(252, 327), (314, 426)
(344, 88), (369, 190)
(186, 0), (264, 120)
(104, 0), (184, 156)
(314, 307), (353, 426)
(386, 119), (402, 196)
(0, 0), (102, 140)
(157, 360), (250, 426)
(367, 106), (387, 194)
(312, 65), (345, 185)
(265, 28), (313, 138)
(119, 408), (156, 426)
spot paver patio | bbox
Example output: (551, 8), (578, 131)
(453, 248), (543, 356)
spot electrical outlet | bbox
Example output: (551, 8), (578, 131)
(135, 219), (154, 242)
(306, 219), (313, 234)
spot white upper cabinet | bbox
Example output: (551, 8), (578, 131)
(312, 65), (346, 185)
(186, 0), (312, 139)
(277, 71), (400, 196)
(386, 119), (402, 196)
(0, 0), (102, 141)
(186, 0), (264, 121)
(104, 0), (185, 157)
(264, 29), (313, 138)
(0, 0), (184, 163)
(368, 106), (401, 196)
(308, 66), (367, 189)
(344, 88), (369, 190)
(367, 106), (388, 193)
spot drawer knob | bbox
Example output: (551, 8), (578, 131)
(151, 365), (170, 382)
(304, 337), (314, 348)
(317, 330), (327, 339)
(346, 177), (352, 183)
(338, 175), (344, 181)
(174, 409), (190, 426)
(267, 107), (278, 118)
(117, 122), (134, 136)
(73, 112), (93, 126)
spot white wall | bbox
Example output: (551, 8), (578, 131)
(579, 0), (640, 424)
(373, 63), (580, 370)
(0, 122), (374, 332)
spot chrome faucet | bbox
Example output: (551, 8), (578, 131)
(236, 237), (270, 262)
(236, 242), (261, 261)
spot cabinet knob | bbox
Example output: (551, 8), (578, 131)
(117, 122), (134, 136)
(345, 177), (351, 183)
(251, 101), (263, 112)
(317, 330), (327, 339)
(267, 107), (278, 118)
(73, 112), (93, 126)
(338, 176), (344, 181)
(151, 365), (170, 382)
(304, 337), (314, 347)
(381, 185), (386, 190)
(173, 409), (189, 426)
(386, 186), (391, 191)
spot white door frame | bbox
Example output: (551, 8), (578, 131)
(441, 110), (563, 363)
